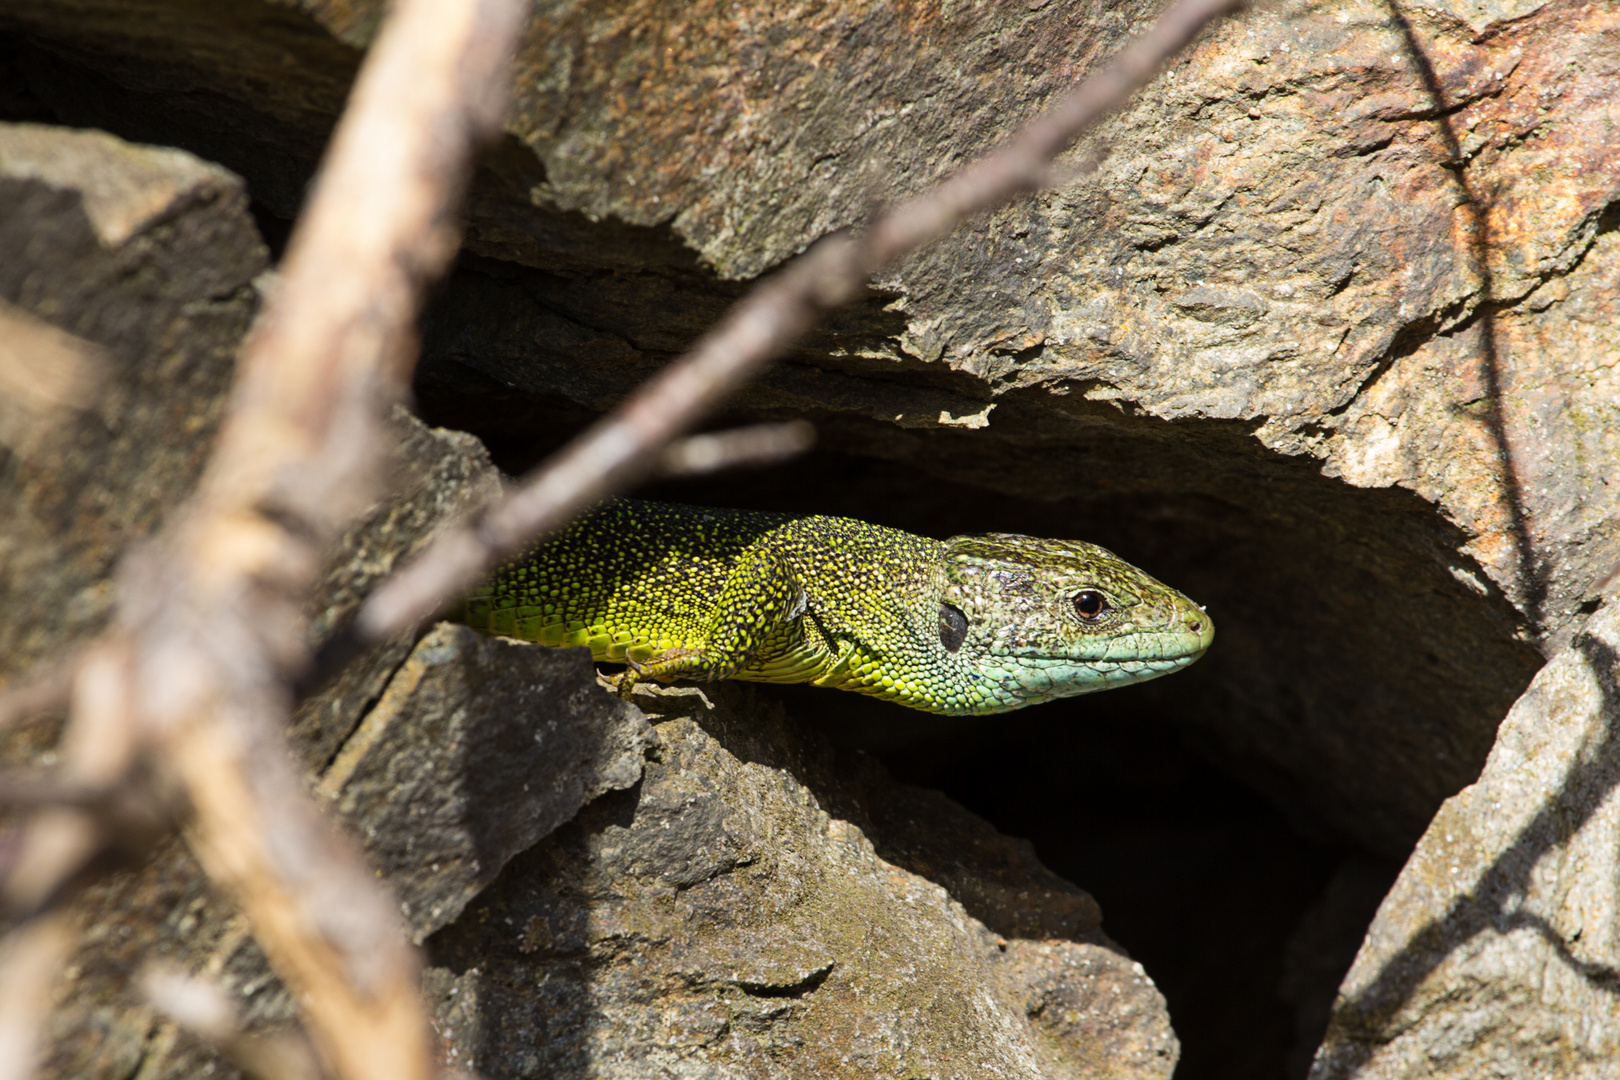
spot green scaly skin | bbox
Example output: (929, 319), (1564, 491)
(454, 498), (1214, 716)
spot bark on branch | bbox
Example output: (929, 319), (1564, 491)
(0, 0), (528, 1078)
(354, 0), (1245, 645)
(0, 0), (1244, 1076)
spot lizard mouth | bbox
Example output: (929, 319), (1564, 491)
(1076, 617), (1216, 664)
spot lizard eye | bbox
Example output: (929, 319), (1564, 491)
(1073, 590), (1110, 621)
(939, 603), (968, 653)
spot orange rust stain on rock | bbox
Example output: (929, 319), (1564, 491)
(1446, 0), (1620, 292)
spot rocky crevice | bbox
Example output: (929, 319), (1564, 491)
(4, 0), (1619, 1076)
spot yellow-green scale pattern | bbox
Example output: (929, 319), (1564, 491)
(454, 498), (1215, 716)
(455, 498), (982, 712)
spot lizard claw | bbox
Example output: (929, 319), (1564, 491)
(609, 659), (647, 699)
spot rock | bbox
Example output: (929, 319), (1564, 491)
(426, 682), (1177, 1080)
(123, 628), (657, 1080)
(290, 407), (505, 768)
(4, 0), (1596, 864)
(7, 0), (1620, 1072)
(1312, 596), (1620, 1077)
(0, 120), (266, 677)
(22, 379), (573, 1076)
(0, 120), (261, 1078)
(321, 624), (655, 943)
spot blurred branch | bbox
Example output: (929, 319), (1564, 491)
(107, 0), (530, 1077)
(657, 421), (817, 478)
(1, 640), (149, 921)
(0, 770), (98, 809)
(0, 300), (109, 458)
(140, 965), (323, 1080)
(0, 0), (528, 1079)
(354, 0), (1245, 644)
(0, 646), (149, 1080)
(0, 651), (80, 733)
(0, 913), (74, 1080)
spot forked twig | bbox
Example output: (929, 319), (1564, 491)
(355, 0), (1245, 644)
(3, 1), (1246, 1077)
(0, 1), (529, 1079)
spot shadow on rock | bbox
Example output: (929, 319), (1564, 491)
(1314, 601), (1620, 1076)
(426, 681), (1179, 1080)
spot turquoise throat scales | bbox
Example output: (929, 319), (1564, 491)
(455, 498), (1214, 716)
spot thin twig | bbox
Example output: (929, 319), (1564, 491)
(140, 965), (323, 1080)
(354, 0), (1244, 643)
(0, 913), (74, 1080)
(657, 421), (817, 478)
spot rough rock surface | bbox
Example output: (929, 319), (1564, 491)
(4, 0), (1620, 1074)
(427, 682), (1177, 1080)
(3, 0), (1586, 857)
(0, 120), (266, 676)
(322, 623), (655, 943)
(30, 404), (655, 1079)
(290, 407), (505, 769)
(122, 631), (658, 1080)
(1314, 596), (1620, 1078)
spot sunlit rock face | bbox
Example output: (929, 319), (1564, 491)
(4, 0), (1619, 1075)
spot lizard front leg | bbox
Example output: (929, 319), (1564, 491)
(613, 546), (807, 696)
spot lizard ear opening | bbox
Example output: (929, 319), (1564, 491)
(938, 602), (969, 653)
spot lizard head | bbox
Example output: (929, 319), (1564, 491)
(938, 533), (1214, 711)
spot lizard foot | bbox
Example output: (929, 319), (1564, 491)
(608, 659), (648, 699)
(609, 647), (722, 699)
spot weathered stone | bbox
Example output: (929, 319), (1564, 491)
(321, 624), (655, 942)
(24, 389), (540, 1077)
(0, 120), (258, 1079)
(427, 682), (1178, 1080)
(5, 0), (1594, 866)
(35, 839), (233, 1080)
(127, 631), (658, 1080)
(290, 407), (505, 769)
(1314, 596), (1620, 1078)
(7, 0), (1620, 1072)
(0, 120), (265, 677)
(1322, 223), (1620, 655)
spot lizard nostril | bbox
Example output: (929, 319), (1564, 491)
(1188, 620), (1202, 632)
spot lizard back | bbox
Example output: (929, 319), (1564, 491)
(455, 498), (945, 685)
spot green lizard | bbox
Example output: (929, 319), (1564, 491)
(455, 498), (1213, 715)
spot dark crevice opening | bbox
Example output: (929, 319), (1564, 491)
(413, 325), (1537, 1080)
(1, 26), (1547, 1079)
(402, 243), (1542, 1078)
